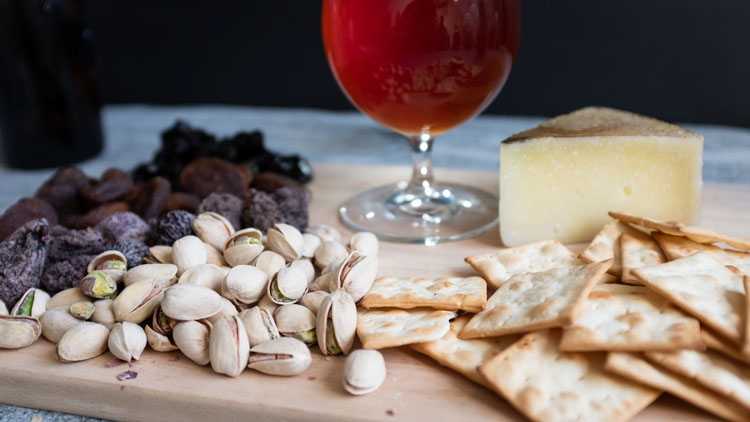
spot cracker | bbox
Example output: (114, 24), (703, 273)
(645, 349), (750, 409)
(701, 329), (750, 365)
(653, 232), (750, 276)
(605, 352), (748, 422)
(465, 240), (582, 289)
(599, 273), (618, 284)
(579, 221), (649, 277)
(608, 211), (684, 236)
(744, 276), (750, 356)
(632, 252), (745, 344)
(459, 261), (612, 339)
(360, 276), (487, 313)
(479, 330), (659, 422)
(356, 308), (454, 349)
(411, 315), (520, 388)
(679, 226), (750, 251)
(620, 234), (666, 284)
(559, 284), (703, 352)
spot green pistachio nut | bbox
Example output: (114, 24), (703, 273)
(80, 271), (117, 299)
(293, 328), (316, 345)
(234, 236), (261, 246)
(70, 301), (96, 320)
(16, 291), (35, 316)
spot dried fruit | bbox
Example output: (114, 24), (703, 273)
(34, 166), (89, 218)
(40, 255), (94, 294)
(242, 189), (280, 232)
(131, 176), (171, 221)
(198, 193), (244, 230)
(180, 158), (252, 199)
(252, 172), (302, 193)
(64, 201), (131, 229)
(272, 187), (311, 230)
(0, 219), (49, 306)
(0, 198), (58, 241)
(154, 210), (196, 246)
(164, 192), (201, 214)
(94, 212), (150, 243)
(80, 168), (134, 204)
(111, 238), (150, 269)
(47, 226), (108, 262)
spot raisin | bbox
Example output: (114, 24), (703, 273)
(132, 177), (171, 221)
(259, 154), (313, 184)
(164, 192), (201, 214)
(63, 201), (130, 229)
(40, 254), (94, 294)
(252, 172), (303, 193)
(0, 197), (58, 241)
(94, 212), (150, 243)
(80, 168), (134, 204)
(111, 238), (149, 269)
(273, 187), (311, 231)
(180, 158), (252, 199)
(0, 219), (50, 306)
(154, 210), (196, 246)
(198, 193), (243, 230)
(34, 167), (89, 218)
(242, 189), (280, 232)
(47, 225), (109, 262)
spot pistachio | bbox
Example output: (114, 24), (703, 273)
(305, 224), (342, 243)
(299, 291), (329, 315)
(108, 321), (147, 362)
(87, 250), (127, 283)
(209, 315), (249, 377)
(206, 297), (239, 325)
(314, 240), (349, 270)
(328, 251), (379, 302)
(343, 349), (386, 395)
(178, 263), (225, 293)
(124, 264), (178, 287)
(172, 235), (207, 275)
(247, 337), (312, 376)
(161, 283), (223, 321)
(173, 319), (212, 366)
(11, 288), (50, 318)
(223, 265), (268, 305)
(204, 243), (228, 267)
(267, 223), (304, 262)
(253, 250), (286, 279)
(268, 267), (308, 305)
(113, 281), (165, 324)
(192, 212), (235, 251)
(57, 321), (110, 362)
(349, 232), (379, 256)
(90, 299), (115, 329)
(308, 273), (334, 293)
(275, 304), (316, 346)
(0, 300), (7, 315)
(223, 228), (264, 267)
(317, 290), (357, 355)
(151, 305), (177, 336)
(257, 294), (280, 315)
(0, 315), (42, 348)
(40, 307), (80, 343)
(301, 233), (321, 259)
(69, 302), (95, 320)
(146, 245), (173, 264)
(240, 306), (280, 347)
(289, 259), (315, 285)
(145, 325), (178, 352)
(79, 271), (117, 299)
(46, 288), (89, 310)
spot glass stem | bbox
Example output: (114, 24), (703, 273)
(404, 133), (437, 211)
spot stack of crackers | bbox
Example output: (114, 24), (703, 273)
(357, 211), (750, 422)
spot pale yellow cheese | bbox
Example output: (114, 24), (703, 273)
(499, 107), (703, 246)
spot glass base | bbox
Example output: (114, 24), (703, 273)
(339, 181), (498, 244)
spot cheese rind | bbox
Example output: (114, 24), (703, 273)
(499, 107), (703, 246)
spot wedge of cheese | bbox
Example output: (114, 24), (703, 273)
(500, 107), (703, 246)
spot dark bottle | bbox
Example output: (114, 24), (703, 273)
(0, 0), (102, 169)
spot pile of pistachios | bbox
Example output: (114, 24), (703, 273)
(0, 213), (386, 394)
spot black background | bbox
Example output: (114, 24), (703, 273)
(88, 1), (750, 127)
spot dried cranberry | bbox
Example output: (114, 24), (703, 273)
(164, 192), (201, 214)
(132, 177), (171, 221)
(0, 219), (49, 306)
(80, 168), (134, 204)
(34, 167), (89, 218)
(180, 158), (252, 199)
(198, 193), (243, 230)
(0, 197), (58, 241)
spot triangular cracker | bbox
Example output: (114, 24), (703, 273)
(559, 284), (703, 352)
(480, 331), (660, 422)
(653, 232), (750, 276)
(632, 252), (745, 344)
(701, 329), (750, 365)
(608, 211), (684, 236)
(579, 221), (649, 277)
(360, 276), (487, 313)
(459, 261), (611, 339)
(620, 233), (666, 284)
(356, 308), (454, 349)
(645, 349), (750, 410)
(680, 226), (750, 251)
(605, 352), (748, 422)
(465, 240), (582, 289)
(411, 316), (520, 388)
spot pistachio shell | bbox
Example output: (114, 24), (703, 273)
(349, 232), (379, 256)
(0, 300), (7, 315)
(0, 315), (42, 348)
(161, 284), (223, 321)
(178, 263), (225, 293)
(151, 305), (177, 336)
(172, 235), (207, 275)
(299, 291), (329, 315)
(173, 320), (212, 366)
(90, 299), (116, 329)
(192, 212), (235, 251)
(11, 288), (50, 318)
(343, 349), (386, 395)
(113, 281), (165, 324)
(253, 251), (286, 279)
(289, 259), (315, 285)
(314, 240), (349, 270)
(108, 322), (147, 362)
(257, 294), (280, 315)
(301, 233), (321, 259)
(57, 322), (110, 362)
(276, 304), (316, 335)
(40, 307), (80, 343)
(268, 267), (308, 305)
(87, 250), (127, 282)
(147, 245), (173, 264)
(224, 228), (264, 267)
(240, 306), (279, 347)
(305, 224), (342, 243)
(46, 288), (89, 310)
(209, 315), (249, 377)
(145, 325), (178, 352)
(267, 223), (304, 262)
(124, 264), (178, 287)
(206, 297), (239, 325)
(308, 273), (334, 293)
(329, 251), (379, 302)
(204, 243), (228, 267)
(223, 265), (268, 304)
(247, 337), (311, 376)
(317, 290), (357, 355)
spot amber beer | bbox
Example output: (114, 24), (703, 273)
(323, 0), (520, 135)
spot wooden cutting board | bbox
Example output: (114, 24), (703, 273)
(2, 163), (748, 422)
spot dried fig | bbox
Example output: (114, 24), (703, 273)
(132, 177), (171, 220)
(0, 198), (58, 241)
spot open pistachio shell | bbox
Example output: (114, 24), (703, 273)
(108, 321), (147, 362)
(343, 349), (386, 395)
(209, 315), (249, 377)
(172, 235), (207, 275)
(317, 290), (357, 355)
(240, 306), (280, 347)
(267, 223), (304, 262)
(305, 224), (342, 243)
(223, 228), (264, 267)
(308, 273), (334, 293)
(247, 337), (312, 376)
(192, 212), (235, 251)
(146, 245), (173, 264)
(204, 243), (228, 267)
(253, 250), (286, 279)
(257, 294), (280, 316)
(46, 288), (89, 311)
(87, 250), (127, 283)
(289, 259), (315, 285)
(223, 265), (268, 304)
(124, 264), (178, 287)
(268, 267), (308, 305)
(178, 263), (225, 293)
(145, 325), (178, 352)
(57, 321), (110, 362)
(328, 251), (379, 302)
(301, 233), (321, 259)
(113, 281), (165, 324)
(0, 300), (7, 315)
(90, 299), (116, 329)
(275, 304), (316, 345)
(161, 283), (223, 321)
(314, 240), (349, 270)
(299, 291), (329, 315)
(173, 319), (212, 366)
(40, 307), (81, 343)
(206, 297), (239, 325)
(11, 288), (50, 318)
(349, 232), (379, 257)
(0, 315), (42, 348)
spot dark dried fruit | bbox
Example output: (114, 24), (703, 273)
(0, 219), (49, 306)
(180, 158), (252, 199)
(94, 212), (150, 243)
(164, 192), (201, 214)
(252, 172), (303, 193)
(34, 167), (89, 218)
(48, 226), (109, 262)
(117, 370), (138, 381)
(0, 197), (58, 241)
(198, 193), (243, 230)
(132, 177), (171, 221)
(111, 238), (149, 269)
(217, 131), (265, 162)
(80, 168), (134, 204)
(154, 210), (196, 246)
(273, 187), (311, 231)
(40, 254), (94, 294)
(260, 154), (313, 184)
(64, 201), (130, 229)
(242, 189), (280, 232)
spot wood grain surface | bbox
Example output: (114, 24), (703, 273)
(2, 163), (747, 422)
